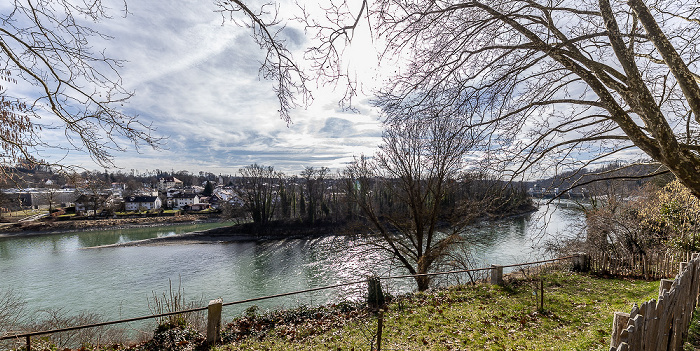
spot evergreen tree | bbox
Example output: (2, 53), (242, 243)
(203, 181), (214, 197)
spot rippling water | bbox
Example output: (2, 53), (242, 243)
(0, 200), (585, 327)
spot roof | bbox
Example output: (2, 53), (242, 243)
(125, 196), (159, 203)
(160, 177), (182, 183)
(172, 193), (198, 199)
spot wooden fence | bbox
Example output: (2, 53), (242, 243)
(609, 252), (700, 351)
(588, 250), (688, 280)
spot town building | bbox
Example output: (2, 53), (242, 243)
(75, 194), (114, 215)
(169, 193), (200, 209)
(157, 177), (183, 191)
(124, 195), (162, 211)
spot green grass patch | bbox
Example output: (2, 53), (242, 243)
(684, 309), (700, 350)
(4, 209), (47, 218)
(214, 272), (659, 351)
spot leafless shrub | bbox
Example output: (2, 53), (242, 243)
(0, 289), (27, 350)
(578, 184), (681, 264)
(435, 241), (489, 286)
(26, 308), (128, 349)
(148, 279), (206, 332)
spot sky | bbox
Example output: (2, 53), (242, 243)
(5, 0), (660, 180)
(13, 0), (385, 176)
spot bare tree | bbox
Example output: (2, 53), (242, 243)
(0, 1), (160, 174)
(68, 172), (110, 216)
(0, 288), (25, 345)
(0, 191), (12, 220)
(300, 166), (330, 223)
(252, 0), (692, 198)
(344, 109), (483, 291)
(356, 0), (700, 198)
(237, 163), (282, 226)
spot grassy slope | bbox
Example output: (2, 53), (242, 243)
(214, 271), (659, 351)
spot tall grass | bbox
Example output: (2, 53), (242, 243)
(148, 278), (205, 332)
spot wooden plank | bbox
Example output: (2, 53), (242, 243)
(657, 291), (672, 351)
(645, 299), (659, 350)
(629, 304), (639, 320)
(659, 279), (673, 297)
(630, 315), (644, 350)
(611, 312), (631, 349)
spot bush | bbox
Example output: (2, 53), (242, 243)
(584, 188), (663, 259)
(581, 179), (700, 259)
(0, 289), (26, 350)
(641, 180), (700, 255)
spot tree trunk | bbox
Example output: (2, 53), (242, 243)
(415, 275), (430, 292)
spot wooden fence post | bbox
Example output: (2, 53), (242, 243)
(367, 276), (385, 311)
(490, 265), (503, 286)
(206, 298), (223, 345)
(573, 253), (590, 272)
(538, 278), (544, 312)
(376, 309), (384, 351)
(610, 312), (630, 349)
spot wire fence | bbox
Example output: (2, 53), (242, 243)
(0, 255), (578, 350)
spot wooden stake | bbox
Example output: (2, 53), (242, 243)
(490, 265), (503, 285)
(376, 309), (384, 351)
(539, 279), (544, 312)
(206, 299), (223, 345)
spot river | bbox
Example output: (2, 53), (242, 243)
(0, 200), (585, 330)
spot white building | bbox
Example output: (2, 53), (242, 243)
(124, 195), (162, 211)
(170, 193), (200, 209)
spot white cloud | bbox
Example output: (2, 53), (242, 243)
(58, 0), (386, 175)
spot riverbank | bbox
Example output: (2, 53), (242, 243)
(0, 198), (540, 243)
(217, 271), (658, 350)
(86, 203), (544, 248)
(0, 214), (222, 238)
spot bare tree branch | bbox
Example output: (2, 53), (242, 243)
(0, 0), (161, 172)
(216, 0), (311, 124)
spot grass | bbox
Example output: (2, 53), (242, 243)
(2, 209), (47, 218)
(213, 271), (660, 351)
(684, 309), (700, 351)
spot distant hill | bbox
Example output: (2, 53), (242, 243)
(528, 161), (674, 198)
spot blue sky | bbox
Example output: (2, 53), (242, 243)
(13, 0), (384, 176)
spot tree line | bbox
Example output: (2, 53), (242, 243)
(230, 164), (531, 228)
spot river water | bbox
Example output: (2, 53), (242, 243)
(0, 200), (585, 328)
